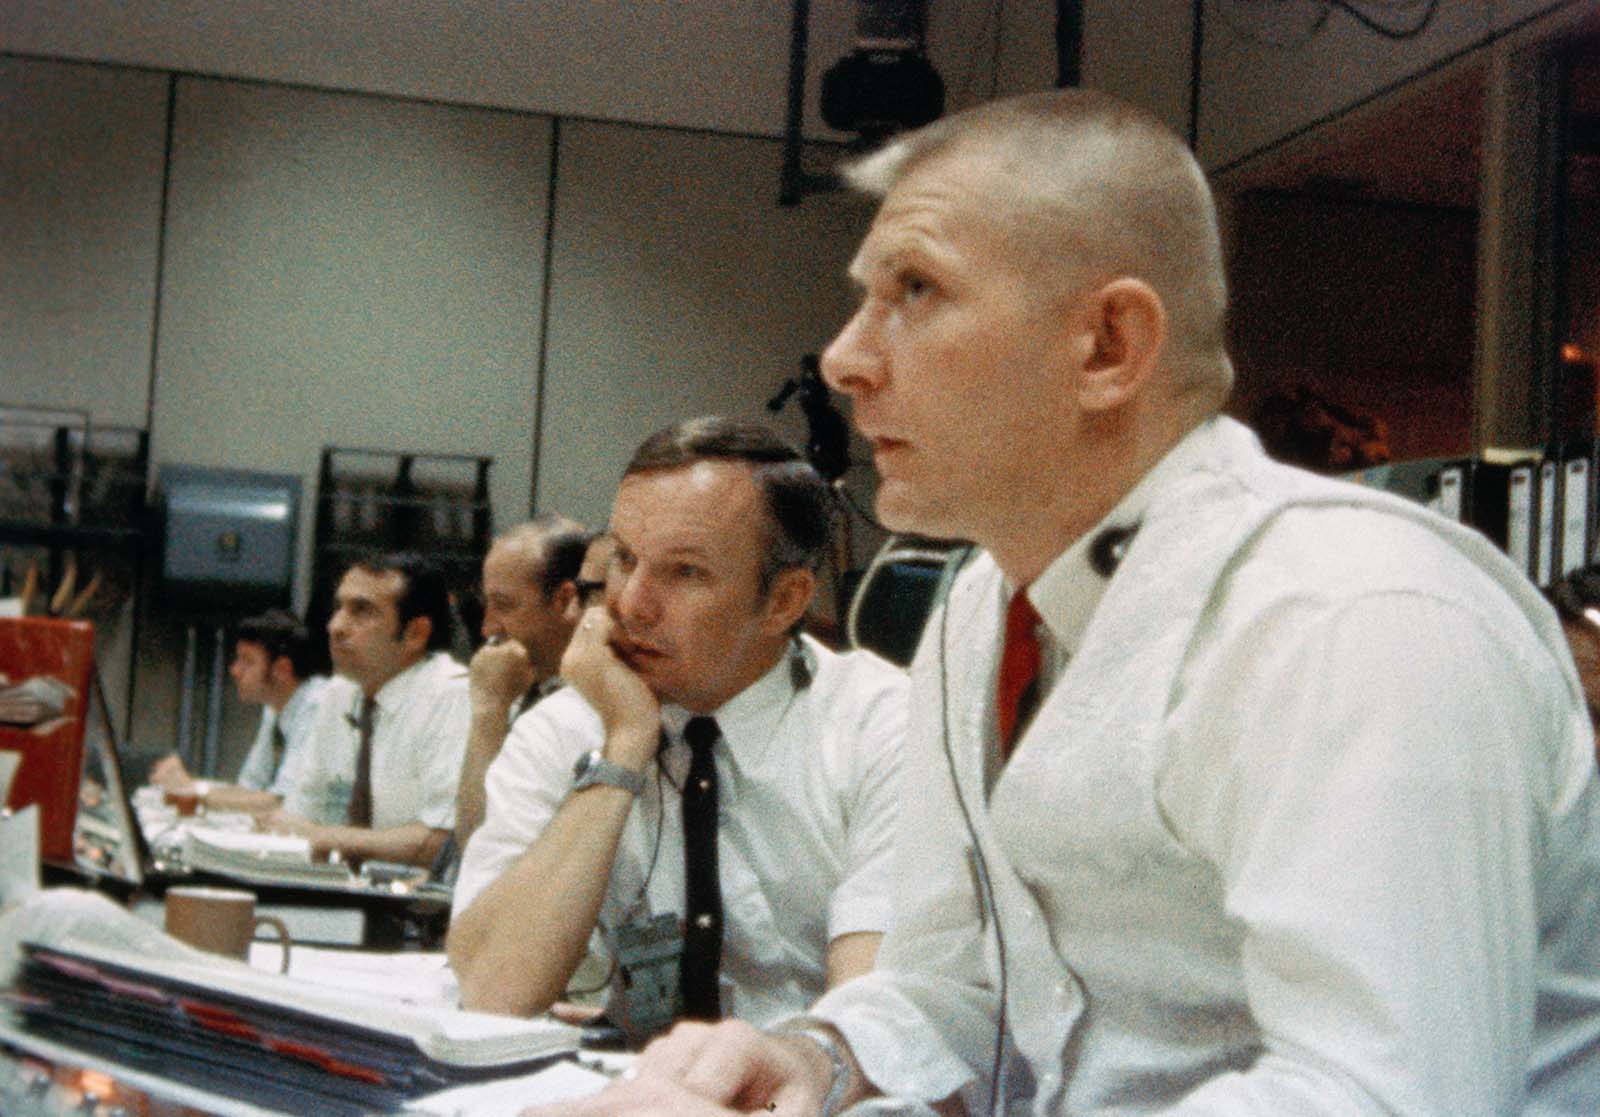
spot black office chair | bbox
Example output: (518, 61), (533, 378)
(845, 536), (963, 667)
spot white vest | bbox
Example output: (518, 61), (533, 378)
(929, 418), (1595, 1112)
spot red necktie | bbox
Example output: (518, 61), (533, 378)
(997, 590), (1042, 758)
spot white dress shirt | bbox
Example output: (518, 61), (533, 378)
(233, 675), (335, 797)
(282, 652), (470, 830)
(455, 634), (908, 1027)
(815, 416), (1600, 1115)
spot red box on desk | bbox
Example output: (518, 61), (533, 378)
(0, 616), (95, 863)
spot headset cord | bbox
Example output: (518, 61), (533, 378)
(935, 546), (1009, 1114)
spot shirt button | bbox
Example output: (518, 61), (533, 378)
(694, 913), (716, 929)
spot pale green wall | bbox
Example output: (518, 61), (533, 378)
(0, 59), (166, 426)
(149, 78), (551, 589)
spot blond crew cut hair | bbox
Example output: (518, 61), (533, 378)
(844, 89), (1234, 409)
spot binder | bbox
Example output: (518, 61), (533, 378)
(1469, 458), (1539, 579)
(15, 938), (579, 1115)
(1561, 440), (1596, 577)
(1430, 459), (1472, 522)
(1537, 456), (1560, 586)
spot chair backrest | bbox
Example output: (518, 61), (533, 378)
(845, 538), (963, 667)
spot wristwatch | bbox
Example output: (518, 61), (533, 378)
(771, 1019), (853, 1117)
(570, 749), (646, 796)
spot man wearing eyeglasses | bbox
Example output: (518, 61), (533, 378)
(573, 534), (616, 611)
(455, 515), (592, 847)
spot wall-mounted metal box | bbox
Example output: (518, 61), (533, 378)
(158, 465), (300, 614)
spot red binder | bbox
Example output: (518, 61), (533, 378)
(0, 616), (96, 862)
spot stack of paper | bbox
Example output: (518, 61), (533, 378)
(253, 944), (455, 1007)
(184, 826), (356, 885)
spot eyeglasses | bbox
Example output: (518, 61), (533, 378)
(575, 579), (607, 607)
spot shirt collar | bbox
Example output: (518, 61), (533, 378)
(1026, 416), (1220, 655)
(369, 652), (437, 712)
(277, 676), (319, 731)
(660, 641), (801, 762)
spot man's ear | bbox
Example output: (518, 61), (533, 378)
(1075, 277), (1167, 413)
(269, 655), (296, 688)
(400, 615), (432, 655)
(762, 567), (817, 636)
(552, 580), (580, 624)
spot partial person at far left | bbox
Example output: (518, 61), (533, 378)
(149, 608), (333, 815)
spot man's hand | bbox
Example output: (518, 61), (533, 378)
(258, 808), (331, 855)
(470, 636), (538, 713)
(560, 606), (660, 769)
(521, 1067), (742, 1117)
(522, 1020), (834, 1117)
(149, 754), (194, 793)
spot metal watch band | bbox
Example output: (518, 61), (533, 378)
(570, 750), (646, 795)
(772, 1020), (853, 1117)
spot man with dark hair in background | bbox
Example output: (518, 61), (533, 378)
(456, 514), (591, 848)
(264, 552), (470, 868)
(449, 417), (907, 1032)
(150, 608), (333, 815)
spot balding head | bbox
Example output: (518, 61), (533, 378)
(481, 513), (590, 679)
(494, 515), (589, 595)
(845, 89), (1232, 409)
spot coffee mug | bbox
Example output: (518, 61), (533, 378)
(164, 787), (202, 817)
(164, 885), (291, 973)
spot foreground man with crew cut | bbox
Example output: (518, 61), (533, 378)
(535, 89), (1600, 1116)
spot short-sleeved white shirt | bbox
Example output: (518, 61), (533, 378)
(455, 634), (908, 1026)
(282, 652), (470, 830)
(234, 675), (335, 797)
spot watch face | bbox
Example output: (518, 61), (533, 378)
(574, 750), (599, 780)
(571, 750), (642, 795)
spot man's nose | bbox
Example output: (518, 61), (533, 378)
(821, 308), (884, 396)
(612, 569), (658, 629)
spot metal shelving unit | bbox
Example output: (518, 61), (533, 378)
(308, 447), (492, 647)
(0, 406), (151, 740)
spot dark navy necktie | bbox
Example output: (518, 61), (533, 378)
(679, 715), (722, 1019)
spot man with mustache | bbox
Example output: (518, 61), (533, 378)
(448, 417), (907, 1031)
